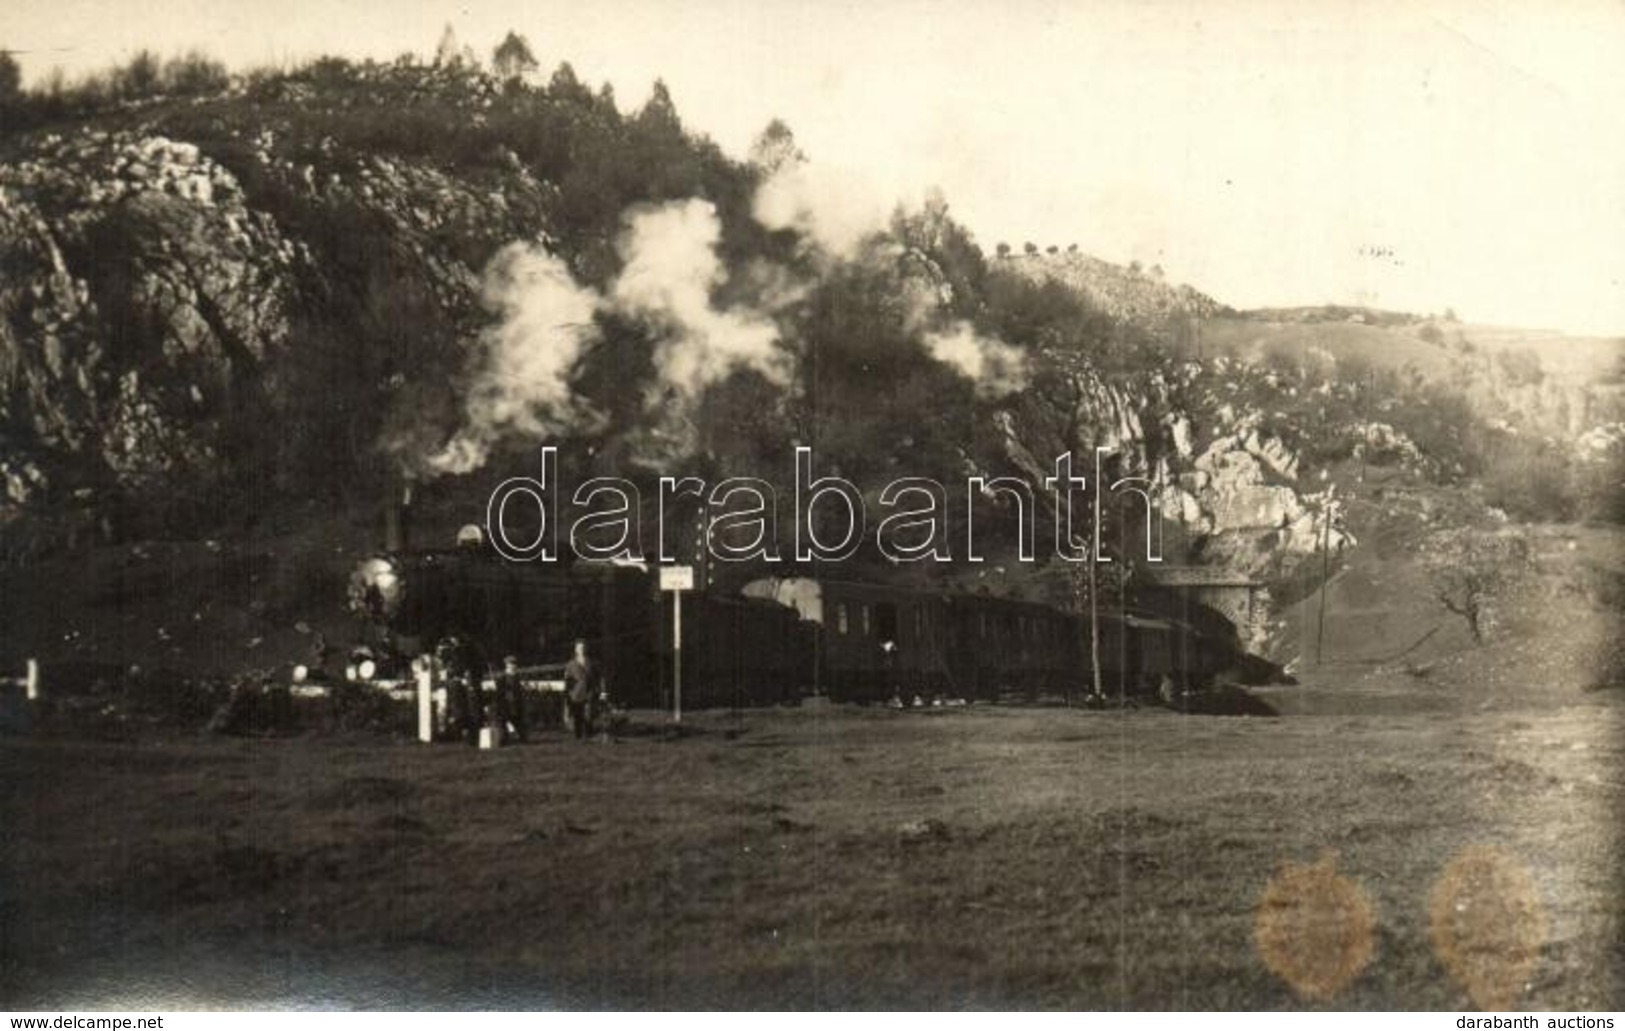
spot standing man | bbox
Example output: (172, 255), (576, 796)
(436, 634), (487, 745)
(494, 655), (528, 743)
(433, 636), (468, 742)
(564, 639), (601, 742)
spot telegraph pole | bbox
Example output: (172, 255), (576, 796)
(1315, 496), (1334, 666)
(1087, 479), (1103, 703)
(1088, 553), (1102, 702)
(673, 586), (683, 723)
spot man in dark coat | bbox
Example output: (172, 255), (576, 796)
(494, 654), (528, 743)
(563, 639), (602, 742)
(436, 634), (487, 744)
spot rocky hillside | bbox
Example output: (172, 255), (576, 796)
(1, 62), (582, 551)
(1196, 314), (1625, 524)
(997, 249), (1227, 328)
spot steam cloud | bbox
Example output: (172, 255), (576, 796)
(923, 322), (1031, 399)
(753, 160), (891, 259)
(612, 199), (791, 401)
(421, 156), (1035, 477)
(898, 265), (1030, 399)
(427, 199), (795, 476)
(428, 244), (603, 476)
(758, 162), (1030, 396)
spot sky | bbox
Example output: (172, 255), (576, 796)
(4, 0), (1624, 335)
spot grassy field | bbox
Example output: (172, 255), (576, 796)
(2, 694), (1621, 1011)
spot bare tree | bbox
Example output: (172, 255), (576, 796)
(1421, 525), (1529, 644)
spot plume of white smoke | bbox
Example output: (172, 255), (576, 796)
(420, 200), (804, 476)
(741, 257), (812, 313)
(924, 321), (1031, 399)
(751, 159), (1033, 400)
(895, 264), (1030, 399)
(420, 166), (1065, 474)
(427, 242), (603, 475)
(753, 159), (892, 260)
(612, 199), (791, 401)
(896, 271), (949, 333)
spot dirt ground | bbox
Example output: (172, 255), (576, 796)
(2, 693), (1621, 1011)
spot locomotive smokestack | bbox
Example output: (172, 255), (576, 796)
(384, 478), (414, 553)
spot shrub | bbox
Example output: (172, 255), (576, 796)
(1493, 347), (1544, 388)
(161, 51), (230, 95)
(1480, 436), (1576, 521)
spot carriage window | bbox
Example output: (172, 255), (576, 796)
(862, 604), (871, 636)
(836, 603), (849, 635)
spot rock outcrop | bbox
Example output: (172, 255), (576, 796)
(1, 94), (552, 532)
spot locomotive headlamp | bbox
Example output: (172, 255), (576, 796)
(358, 658), (378, 681)
(349, 557), (404, 620)
(292, 664), (309, 684)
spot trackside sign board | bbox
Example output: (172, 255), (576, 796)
(659, 565), (695, 592)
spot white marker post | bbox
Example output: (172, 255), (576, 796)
(25, 659), (40, 701)
(415, 662), (434, 743)
(659, 565), (695, 725)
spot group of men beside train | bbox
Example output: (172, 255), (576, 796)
(430, 635), (609, 744)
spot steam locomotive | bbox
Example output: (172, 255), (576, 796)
(340, 539), (1253, 708)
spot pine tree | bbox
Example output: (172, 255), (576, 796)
(492, 31), (539, 80)
(0, 49), (21, 106)
(434, 24), (464, 67)
(748, 118), (803, 172)
(638, 78), (681, 133)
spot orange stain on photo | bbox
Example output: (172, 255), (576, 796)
(1255, 852), (1376, 1002)
(1429, 845), (1547, 1010)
